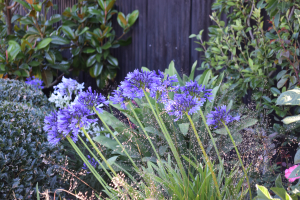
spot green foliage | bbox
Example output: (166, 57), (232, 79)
(255, 174), (300, 200)
(191, 0), (300, 129)
(0, 79), (65, 199)
(138, 156), (247, 200)
(1, 0), (139, 88)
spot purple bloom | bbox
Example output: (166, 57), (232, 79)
(206, 105), (240, 128)
(121, 69), (161, 99)
(57, 104), (96, 143)
(25, 76), (44, 89)
(150, 70), (178, 103)
(82, 155), (99, 173)
(180, 81), (213, 103)
(43, 111), (61, 146)
(165, 93), (203, 121)
(110, 87), (128, 110)
(53, 76), (84, 98)
(77, 87), (108, 112)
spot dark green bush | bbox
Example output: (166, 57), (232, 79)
(0, 79), (65, 199)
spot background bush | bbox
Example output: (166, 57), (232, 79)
(0, 79), (66, 199)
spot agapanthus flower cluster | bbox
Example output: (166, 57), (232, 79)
(76, 87), (108, 112)
(180, 80), (213, 102)
(25, 76), (44, 89)
(82, 155), (99, 173)
(150, 70), (178, 103)
(165, 94), (202, 121)
(54, 76), (84, 97)
(110, 69), (178, 109)
(164, 80), (213, 121)
(49, 76), (84, 108)
(206, 105), (240, 128)
(44, 82), (108, 145)
(57, 104), (96, 143)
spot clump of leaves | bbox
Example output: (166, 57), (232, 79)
(0, 79), (66, 199)
(0, 0), (139, 89)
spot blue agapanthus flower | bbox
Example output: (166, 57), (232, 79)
(76, 86), (108, 112)
(121, 69), (161, 99)
(111, 69), (161, 109)
(53, 76), (84, 98)
(180, 80), (213, 102)
(25, 76), (44, 89)
(43, 111), (61, 146)
(206, 105), (240, 128)
(110, 88), (128, 110)
(57, 104), (96, 143)
(164, 93), (202, 121)
(82, 155), (99, 173)
(150, 70), (178, 103)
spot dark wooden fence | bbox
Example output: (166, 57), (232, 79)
(18, 0), (220, 86)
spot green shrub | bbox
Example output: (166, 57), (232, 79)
(0, 79), (65, 199)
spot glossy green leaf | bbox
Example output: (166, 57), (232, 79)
(282, 115), (300, 125)
(62, 26), (75, 39)
(82, 47), (95, 54)
(45, 51), (56, 64)
(277, 89), (300, 105)
(295, 149), (300, 164)
(86, 54), (96, 67)
(101, 42), (111, 50)
(107, 55), (118, 66)
(50, 36), (70, 45)
(45, 14), (61, 26)
(36, 38), (52, 50)
(128, 10), (139, 26)
(14, 0), (31, 9)
(89, 63), (103, 77)
(7, 40), (21, 60)
(255, 185), (273, 199)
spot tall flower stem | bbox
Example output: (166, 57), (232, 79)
(186, 113), (222, 199)
(128, 101), (161, 161)
(66, 137), (111, 195)
(93, 107), (139, 170)
(222, 121), (252, 200)
(142, 89), (188, 183)
(77, 135), (112, 179)
(198, 109), (223, 167)
(81, 128), (117, 177)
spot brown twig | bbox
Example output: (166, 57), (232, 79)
(7, 1), (17, 9)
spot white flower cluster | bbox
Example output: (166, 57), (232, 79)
(48, 76), (84, 108)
